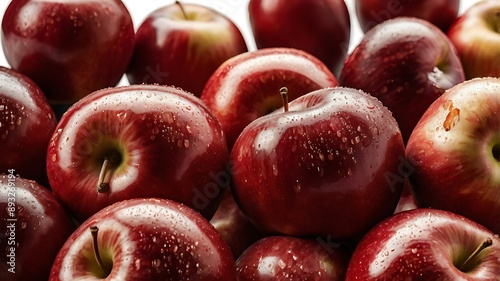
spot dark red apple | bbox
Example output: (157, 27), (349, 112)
(248, 0), (351, 76)
(346, 208), (500, 280)
(448, 0), (500, 79)
(0, 66), (57, 186)
(355, 0), (460, 33)
(46, 84), (229, 222)
(210, 190), (266, 259)
(1, 0), (135, 104)
(49, 198), (237, 280)
(200, 47), (339, 149)
(0, 174), (75, 281)
(236, 236), (349, 280)
(230, 87), (405, 239)
(406, 77), (500, 234)
(126, 2), (248, 97)
(340, 17), (465, 142)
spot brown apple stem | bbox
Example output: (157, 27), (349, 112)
(175, 1), (188, 20)
(97, 157), (113, 193)
(90, 226), (110, 276)
(280, 87), (289, 112)
(460, 238), (493, 271)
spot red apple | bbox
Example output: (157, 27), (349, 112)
(210, 190), (266, 259)
(448, 0), (500, 79)
(1, 0), (135, 104)
(126, 2), (248, 98)
(346, 208), (500, 280)
(46, 84), (229, 222)
(406, 77), (500, 234)
(0, 66), (57, 186)
(248, 0), (351, 76)
(236, 236), (349, 280)
(355, 0), (460, 33)
(230, 87), (405, 239)
(0, 174), (75, 281)
(49, 198), (237, 280)
(340, 17), (465, 143)
(200, 47), (339, 149)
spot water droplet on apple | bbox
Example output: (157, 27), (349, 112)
(411, 248), (418, 254)
(135, 259), (141, 270)
(347, 168), (353, 176)
(294, 181), (302, 193)
(184, 139), (190, 148)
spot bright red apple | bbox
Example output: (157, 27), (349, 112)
(200, 47), (339, 149)
(230, 86), (405, 239)
(49, 198), (237, 280)
(236, 236), (349, 280)
(0, 66), (57, 186)
(340, 17), (465, 142)
(126, 2), (248, 97)
(346, 208), (500, 280)
(0, 174), (75, 281)
(448, 0), (500, 79)
(210, 190), (266, 259)
(248, 0), (351, 76)
(355, 0), (460, 33)
(1, 0), (135, 104)
(406, 77), (500, 234)
(46, 84), (229, 222)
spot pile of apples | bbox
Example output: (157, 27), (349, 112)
(1, 0), (500, 280)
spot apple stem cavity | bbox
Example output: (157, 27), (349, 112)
(97, 154), (121, 193)
(459, 238), (493, 272)
(280, 87), (289, 112)
(90, 226), (111, 276)
(175, 1), (189, 20)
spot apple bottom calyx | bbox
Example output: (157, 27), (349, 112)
(457, 238), (493, 273)
(90, 226), (112, 277)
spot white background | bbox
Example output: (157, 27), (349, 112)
(0, 0), (483, 84)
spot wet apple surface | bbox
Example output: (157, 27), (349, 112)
(0, 175), (75, 281)
(47, 85), (229, 222)
(49, 198), (237, 280)
(231, 87), (405, 239)
(1, 0), (135, 104)
(201, 47), (339, 150)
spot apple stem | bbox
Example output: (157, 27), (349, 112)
(280, 87), (289, 112)
(175, 1), (188, 20)
(90, 226), (111, 276)
(97, 156), (117, 193)
(459, 238), (493, 271)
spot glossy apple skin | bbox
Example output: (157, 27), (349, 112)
(0, 66), (57, 186)
(230, 87), (405, 239)
(0, 175), (75, 281)
(346, 208), (500, 280)
(248, 0), (350, 76)
(201, 47), (339, 150)
(1, 0), (135, 104)
(127, 3), (248, 98)
(236, 236), (349, 280)
(49, 198), (237, 280)
(210, 190), (266, 259)
(46, 85), (229, 222)
(340, 17), (465, 143)
(448, 0), (500, 79)
(355, 0), (460, 33)
(406, 77), (500, 234)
